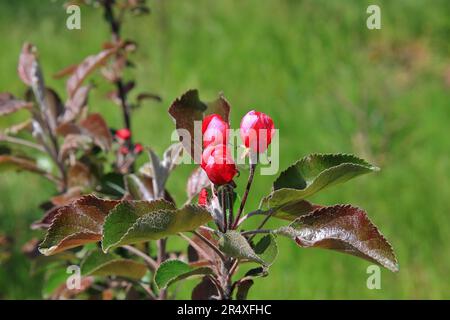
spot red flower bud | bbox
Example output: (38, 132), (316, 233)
(115, 128), (131, 140)
(134, 143), (144, 154)
(119, 146), (130, 155)
(202, 114), (229, 148)
(198, 188), (208, 206)
(201, 144), (237, 185)
(240, 110), (275, 153)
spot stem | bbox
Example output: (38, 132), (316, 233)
(248, 209), (276, 242)
(116, 80), (131, 133)
(192, 230), (226, 262)
(103, 0), (120, 41)
(227, 186), (234, 230)
(122, 245), (157, 272)
(156, 238), (167, 300)
(103, 0), (132, 136)
(157, 238), (166, 264)
(221, 188), (227, 232)
(237, 208), (274, 228)
(241, 229), (272, 236)
(232, 163), (256, 229)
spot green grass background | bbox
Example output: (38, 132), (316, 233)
(0, 0), (449, 299)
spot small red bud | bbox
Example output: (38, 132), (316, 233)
(202, 114), (229, 148)
(119, 146), (130, 155)
(198, 188), (208, 206)
(134, 143), (144, 154)
(115, 128), (131, 140)
(240, 110), (275, 153)
(201, 144), (237, 185)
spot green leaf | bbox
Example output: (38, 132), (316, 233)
(42, 267), (70, 299)
(262, 153), (379, 211)
(275, 205), (398, 272)
(102, 201), (211, 252)
(253, 234), (278, 266)
(154, 260), (212, 289)
(99, 172), (126, 196)
(39, 195), (119, 255)
(81, 250), (147, 280)
(267, 200), (321, 221)
(218, 231), (265, 265)
(66, 47), (119, 97)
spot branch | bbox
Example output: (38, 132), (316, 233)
(241, 229), (272, 236)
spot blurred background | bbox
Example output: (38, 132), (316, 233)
(0, 0), (449, 299)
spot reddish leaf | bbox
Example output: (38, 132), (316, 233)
(51, 187), (83, 206)
(0, 93), (32, 116)
(187, 166), (211, 202)
(79, 113), (113, 150)
(191, 276), (219, 300)
(60, 85), (93, 123)
(235, 279), (254, 300)
(168, 90), (207, 163)
(67, 161), (95, 189)
(187, 229), (221, 272)
(205, 93), (230, 123)
(53, 63), (78, 79)
(0, 155), (44, 174)
(276, 205), (399, 272)
(42, 88), (64, 132)
(57, 113), (112, 152)
(31, 187), (83, 230)
(39, 195), (119, 255)
(59, 134), (92, 160)
(17, 43), (37, 86)
(66, 47), (118, 97)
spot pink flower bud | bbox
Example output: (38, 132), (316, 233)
(201, 144), (237, 185)
(240, 110), (275, 153)
(202, 114), (229, 148)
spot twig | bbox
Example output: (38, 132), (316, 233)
(122, 245), (157, 272)
(248, 209), (276, 241)
(227, 186), (234, 230)
(235, 209), (265, 227)
(220, 188), (227, 232)
(241, 229), (272, 236)
(232, 164), (256, 229)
